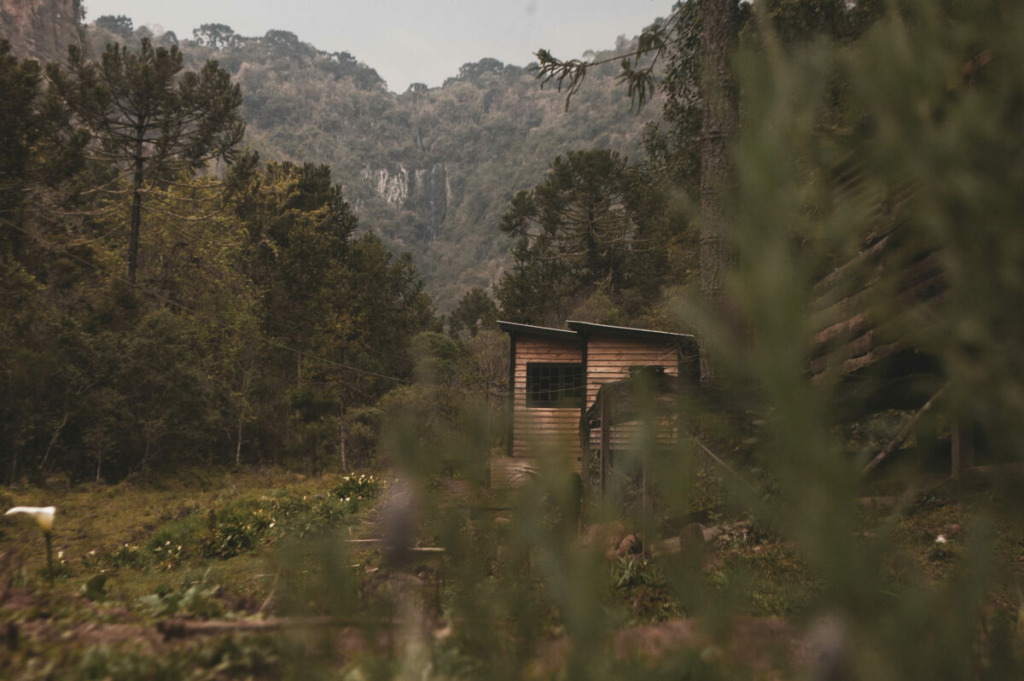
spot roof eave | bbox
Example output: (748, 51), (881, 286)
(497, 320), (580, 341)
(566, 320), (698, 349)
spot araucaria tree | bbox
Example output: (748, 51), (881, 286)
(495, 149), (661, 324)
(48, 38), (244, 283)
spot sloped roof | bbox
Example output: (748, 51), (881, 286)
(497, 321), (579, 341)
(498, 320), (698, 350)
(566, 321), (697, 351)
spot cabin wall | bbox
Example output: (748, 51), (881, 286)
(510, 336), (583, 459)
(588, 417), (680, 454)
(582, 336), (681, 410)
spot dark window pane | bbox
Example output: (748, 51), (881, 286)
(526, 363), (583, 408)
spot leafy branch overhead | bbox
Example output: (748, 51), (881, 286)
(534, 10), (685, 111)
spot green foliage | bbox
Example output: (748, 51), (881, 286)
(0, 38), (87, 239)
(71, 635), (281, 681)
(332, 473), (384, 501)
(78, 574), (109, 603)
(230, 158), (436, 470)
(105, 543), (150, 569)
(610, 555), (680, 621)
(74, 644), (192, 680)
(140, 25), (661, 311)
(191, 23), (241, 50)
(93, 15), (133, 39)
(4, 3), (1024, 678)
(448, 287), (498, 338)
(280, 2), (1024, 679)
(1, 37), (436, 481)
(495, 149), (668, 325)
(47, 38), (244, 283)
(458, 328), (509, 411)
(137, 568), (223, 618)
(145, 484), (381, 563)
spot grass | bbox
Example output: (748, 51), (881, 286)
(0, 466), (385, 680)
(1, 464), (1023, 679)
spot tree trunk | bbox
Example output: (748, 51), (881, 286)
(339, 401), (347, 472)
(8, 438), (17, 485)
(39, 412), (69, 473)
(128, 132), (145, 285)
(698, 0), (739, 384)
(235, 420), (243, 467)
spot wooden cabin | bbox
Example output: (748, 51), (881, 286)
(494, 321), (698, 488)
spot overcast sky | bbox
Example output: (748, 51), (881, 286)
(81, 0), (676, 93)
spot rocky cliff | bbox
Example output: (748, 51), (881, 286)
(363, 163), (449, 239)
(0, 0), (81, 62)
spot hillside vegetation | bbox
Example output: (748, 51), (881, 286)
(83, 20), (663, 310)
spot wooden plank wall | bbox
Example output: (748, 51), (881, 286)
(589, 416), (680, 453)
(583, 336), (681, 409)
(495, 331), (686, 488)
(583, 336), (682, 455)
(510, 336), (583, 459)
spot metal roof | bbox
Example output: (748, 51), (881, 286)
(498, 320), (699, 358)
(497, 320), (580, 340)
(566, 321), (698, 349)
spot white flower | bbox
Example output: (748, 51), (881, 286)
(935, 534), (948, 544)
(5, 506), (56, 533)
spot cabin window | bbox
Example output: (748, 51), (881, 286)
(526, 363), (583, 408)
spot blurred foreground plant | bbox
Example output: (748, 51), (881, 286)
(5, 506), (56, 581)
(268, 2), (1024, 679)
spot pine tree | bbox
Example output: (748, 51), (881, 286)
(47, 38), (244, 283)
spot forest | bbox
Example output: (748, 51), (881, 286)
(2, 0), (1024, 678)
(76, 16), (665, 311)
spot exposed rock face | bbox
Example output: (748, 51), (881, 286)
(362, 162), (449, 239)
(0, 0), (82, 63)
(365, 165), (410, 208)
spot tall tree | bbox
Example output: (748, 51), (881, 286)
(0, 40), (86, 236)
(697, 0), (738, 306)
(532, 0), (885, 276)
(495, 149), (660, 324)
(449, 287), (499, 338)
(696, 0), (740, 383)
(232, 159), (358, 373)
(47, 39), (244, 283)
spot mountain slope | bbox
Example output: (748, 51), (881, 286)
(0, 0), (82, 62)
(80, 23), (662, 310)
